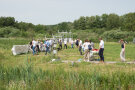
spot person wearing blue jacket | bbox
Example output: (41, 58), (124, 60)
(44, 40), (50, 55)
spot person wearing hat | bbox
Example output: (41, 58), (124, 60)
(120, 39), (126, 61)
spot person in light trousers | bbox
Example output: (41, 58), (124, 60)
(120, 39), (126, 61)
(83, 39), (90, 61)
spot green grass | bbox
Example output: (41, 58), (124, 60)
(0, 38), (135, 89)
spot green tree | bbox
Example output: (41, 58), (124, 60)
(57, 22), (71, 31)
(34, 24), (46, 33)
(101, 14), (108, 28)
(0, 17), (15, 27)
(106, 14), (120, 29)
(73, 20), (79, 30)
(122, 13), (135, 32)
(78, 16), (86, 30)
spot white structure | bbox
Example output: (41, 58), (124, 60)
(133, 38), (135, 43)
(11, 45), (29, 55)
(45, 30), (73, 43)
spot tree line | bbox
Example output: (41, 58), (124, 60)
(73, 13), (135, 31)
(0, 12), (135, 41)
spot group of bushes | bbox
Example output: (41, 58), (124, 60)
(0, 27), (20, 37)
(0, 27), (134, 42)
(0, 27), (43, 39)
(101, 29), (135, 42)
(72, 28), (135, 42)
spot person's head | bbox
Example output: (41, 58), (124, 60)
(120, 39), (124, 43)
(32, 38), (34, 41)
(78, 38), (80, 41)
(89, 40), (91, 43)
(85, 39), (89, 42)
(99, 38), (102, 41)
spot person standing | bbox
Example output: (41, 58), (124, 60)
(32, 39), (36, 55)
(120, 39), (126, 61)
(45, 40), (50, 55)
(59, 40), (62, 50)
(98, 38), (104, 62)
(79, 39), (83, 55)
(64, 40), (67, 49)
(76, 39), (79, 48)
(89, 40), (94, 49)
(70, 40), (74, 49)
(83, 39), (90, 61)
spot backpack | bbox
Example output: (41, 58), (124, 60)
(76, 40), (78, 45)
(88, 45), (92, 50)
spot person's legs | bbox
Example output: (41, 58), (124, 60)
(84, 50), (87, 61)
(37, 45), (40, 52)
(123, 50), (125, 61)
(45, 47), (49, 55)
(99, 49), (104, 61)
(79, 46), (82, 55)
(64, 44), (65, 49)
(59, 45), (61, 50)
(99, 49), (101, 60)
(84, 49), (89, 61)
(48, 47), (50, 53)
(120, 49), (125, 61)
(66, 44), (67, 49)
(59, 45), (62, 50)
(61, 45), (62, 49)
(101, 49), (104, 62)
(32, 46), (35, 55)
(87, 50), (90, 61)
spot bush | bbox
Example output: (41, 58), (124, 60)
(0, 27), (21, 37)
(101, 30), (134, 41)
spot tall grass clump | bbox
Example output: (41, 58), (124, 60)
(0, 64), (135, 90)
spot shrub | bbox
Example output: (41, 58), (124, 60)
(101, 30), (133, 41)
(0, 27), (21, 37)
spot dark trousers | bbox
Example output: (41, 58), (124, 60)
(45, 46), (50, 55)
(71, 44), (74, 49)
(59, 44), (62, 50)
(99, 48), (104, 61)
(64, 44), (67, 49)
(79, 46), (82, 55)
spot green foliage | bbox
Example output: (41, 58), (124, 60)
(0, 38), (135, 89)
(0, 17), (15, 27)
(106, 14), (120, 29)
(1, 65), (135, 89)
(57, 22), (72, 31)
(101, 29), (134, 41)
(0, 27), (20, 37)
(122, 13), (135, 32)
(0, 12), (135, 40)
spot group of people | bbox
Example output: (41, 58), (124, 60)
(30, 38), (126, 62)
(30, 39), (53, 55)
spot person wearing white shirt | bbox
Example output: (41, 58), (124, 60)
(70, 40), (74, 49)
(99, 38), (104, 62)
(64, 40), (67, 49)
(32, 39), (36, 55)
(79, 39), (83, 55)
(89, 40), (94, 49)
(83, 39), (90, 61)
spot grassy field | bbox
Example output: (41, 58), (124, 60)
(0, 38), (135, 90)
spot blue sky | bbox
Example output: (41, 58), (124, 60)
(0, 0), (135, 25)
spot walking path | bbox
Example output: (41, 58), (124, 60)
(61, 60), (135, 64)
